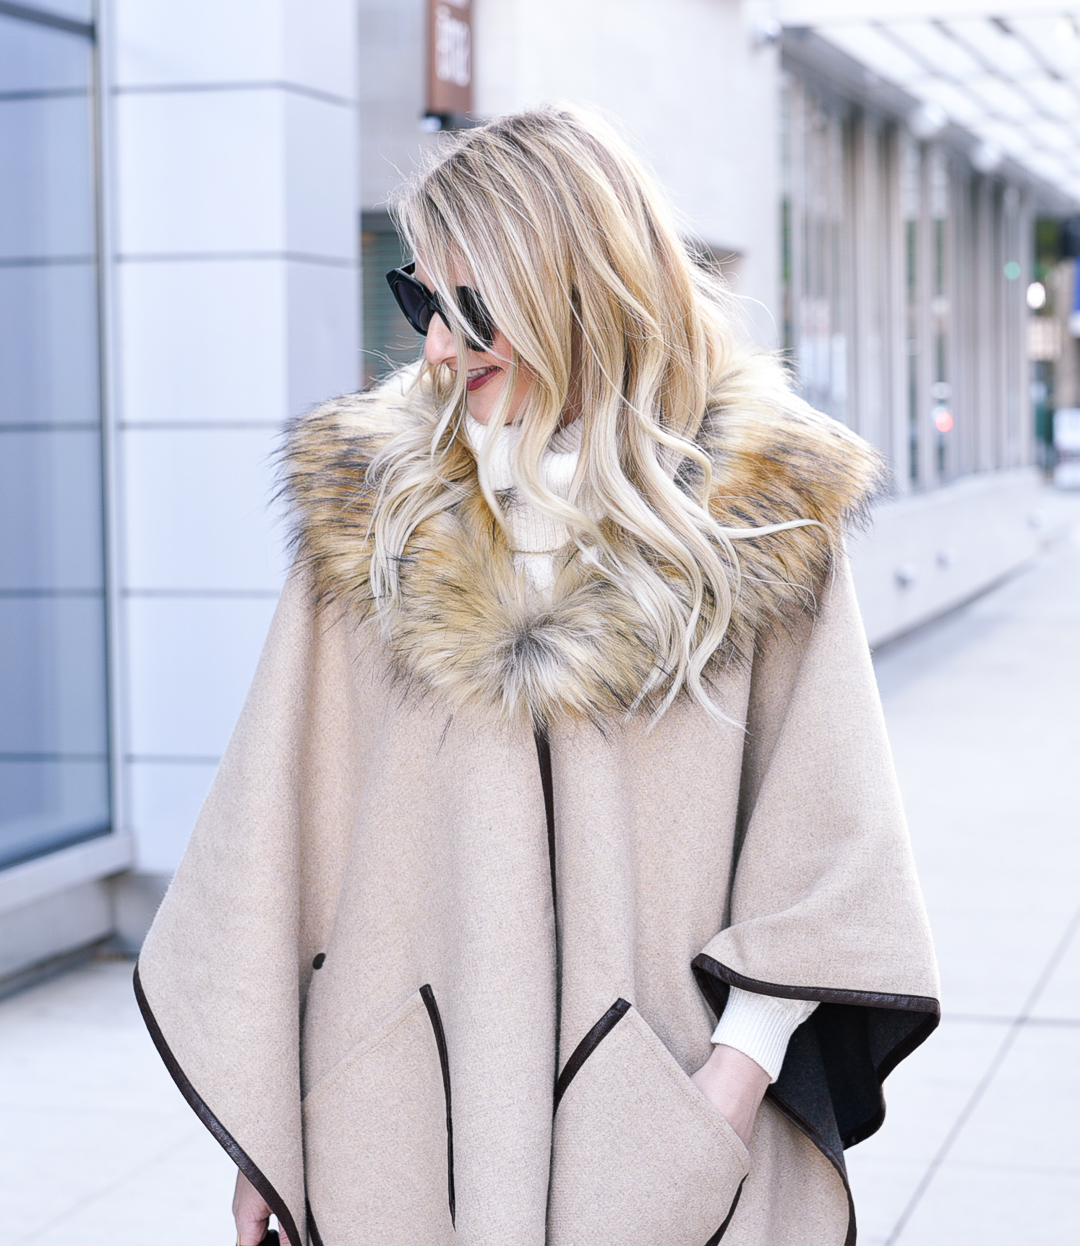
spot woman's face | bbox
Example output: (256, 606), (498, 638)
(416, 262), (533, 425)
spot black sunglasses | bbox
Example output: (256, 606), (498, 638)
(385, 263), (496, 350)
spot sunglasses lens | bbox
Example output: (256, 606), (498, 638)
(387, 272), (432, 337)
(458, 288), (495, 349)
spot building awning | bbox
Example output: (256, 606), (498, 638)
(780, 2), (1080, 208)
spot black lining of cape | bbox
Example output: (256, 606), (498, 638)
(133, 962), (305, 1246)
(692, 954), (940, 1246)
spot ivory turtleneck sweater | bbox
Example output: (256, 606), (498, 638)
(464, 415), (818, 1080)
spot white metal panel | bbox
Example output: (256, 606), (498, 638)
(886, 19), (984, 79)
(961, 75), (1039, 121)
(972, 117), (1029, 157)
(821, 24), (927, 85)
(1018, 75), (1080, 121)
(1024, 117), (1075, 153)
(1003, 14), (1080, 79)
(912, 77), (985, 126)
(944, 17), (1045, 79)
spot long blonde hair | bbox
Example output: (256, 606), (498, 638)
(370, 104), (809, 721)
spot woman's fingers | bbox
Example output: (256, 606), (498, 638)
(232, 1169), (272, 1245)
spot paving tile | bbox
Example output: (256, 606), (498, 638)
(5, 1105), (207, 1243)
(845, 1156), (928, 1246)
(867, 531), (1080, 1243)
(941, 1023), (1080, 1175)
(1, 962), (237, 1245)
(927, 911), (1073, 1019)
(897, 1164), (1080, 1246)
(19, 1128), (236, 1246)
(1028, 914), (1080, 1022)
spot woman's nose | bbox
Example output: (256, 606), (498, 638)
(424, 313), (458, 369)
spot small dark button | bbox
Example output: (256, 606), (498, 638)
(312, 953), (326, 969)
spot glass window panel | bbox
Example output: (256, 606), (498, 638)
(0, 595), (109, 866)
(361, 215), (423, 386)
(0, 95), (96, 258)
(0, 262), (99, 424)
(0, 760), (108, 870)
(0, 11), (107, 866)
(0, 428), (104, 589)
(788, 91), (850, 425)
(0, 12), (90, 94)
(901, 137), (921, 487)
(29, 1), (94, 24)
(0, 596), (107, 755)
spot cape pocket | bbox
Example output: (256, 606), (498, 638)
(302, 986), (455, 1246)
(548, 1000), (750, 1246)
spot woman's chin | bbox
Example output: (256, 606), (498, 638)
(465, 396), (502, 424)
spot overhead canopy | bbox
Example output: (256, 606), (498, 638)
(780, 2), (1080, 207)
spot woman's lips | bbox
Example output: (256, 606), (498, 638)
(466, 366), (499, 392)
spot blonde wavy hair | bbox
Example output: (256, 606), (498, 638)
(370, 104), (810, 721)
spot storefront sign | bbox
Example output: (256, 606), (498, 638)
(427, 0), (472, 121)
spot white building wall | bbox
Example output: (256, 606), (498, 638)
(359, 0), (438, 212)
(105, 0), (360, 900)
(358, 0), (782, 342)
(473, 0), (782, 344)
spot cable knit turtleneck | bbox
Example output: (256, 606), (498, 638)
(465, 414), (584, 594)
(464, 412), (818, 1081)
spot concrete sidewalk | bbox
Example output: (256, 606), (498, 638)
(848, 522), (1080, 1244)
(0, 958), (237, 1244)
(3, 528), (1079, 1245)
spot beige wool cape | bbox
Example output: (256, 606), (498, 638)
(136, 374), (939, 1246)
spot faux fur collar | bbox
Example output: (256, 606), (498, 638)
(281, 371), (884, 725)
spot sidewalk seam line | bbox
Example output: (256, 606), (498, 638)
(884, 898), (1080, 1245)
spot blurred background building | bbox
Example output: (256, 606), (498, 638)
(2, 0), (1079, 989)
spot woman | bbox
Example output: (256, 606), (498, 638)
(136, 106), (938, 1246)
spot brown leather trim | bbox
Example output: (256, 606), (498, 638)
(691, 955), (941, 1016)
(420, 984), (456, 1227)
(553, 998), (631, 1111)
(704, 1175), (746, 1246)
(133, 962), (304, 1246)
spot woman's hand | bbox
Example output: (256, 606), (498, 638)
(233, 1169), (290, 1246)
(690, 1043), (771, 1146)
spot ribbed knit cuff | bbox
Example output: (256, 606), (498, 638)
(709, 987), (819, 1083)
